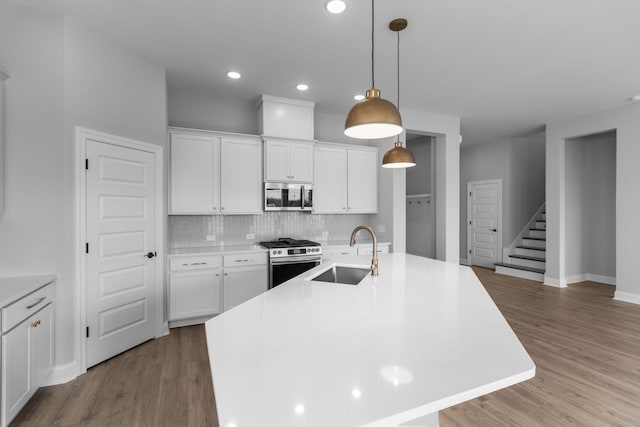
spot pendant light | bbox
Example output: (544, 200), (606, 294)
(344, 0), (403, 139)
(382, 18), (416, 168)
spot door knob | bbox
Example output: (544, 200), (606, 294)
(145, 251), (157, 258)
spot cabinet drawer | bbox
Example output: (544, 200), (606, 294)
(357, 245), (390, 256)
(169, 256), (221, 271)
(2, 283), (54, 333)
(223, 252), (267, 268)
(324, 246), (358, 257)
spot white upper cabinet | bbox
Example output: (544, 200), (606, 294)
(169, 129), (262, 214)
(313, 143), (378, 214)
(263, 138), (314, 183)
(170, 132), (220, 214)
(313, 146), (348, 213)
(347, 148), (378, 213)
(220, 136), (262, 214)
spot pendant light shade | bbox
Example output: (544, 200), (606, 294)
(344, 0), (403, 140)
(382, 18), (415, 168)
(382, 141), (416, 168)
(345, 88), (403, 139)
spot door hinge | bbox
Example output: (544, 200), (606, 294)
(86, 326), (89, 338)
(469, 250), (472, 254)
(85, 159), (89, 170)
(85, 242), (89, 254)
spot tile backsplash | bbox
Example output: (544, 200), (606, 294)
(168, 213), (372, 248)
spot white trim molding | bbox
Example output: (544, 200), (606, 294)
(543, 276), (567, 288)
(565, 274), (616, 286)
(42, 361), (77, 386)
(614, 291), (640, 305)
(74, 127), (165, 378)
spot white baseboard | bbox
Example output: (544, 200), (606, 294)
(586, 274), (616, 285)
(543, 276), (567, 288)
(42, 361), (78, 386)
(614, 291), (640, 305)
(565, 274), (616, 286)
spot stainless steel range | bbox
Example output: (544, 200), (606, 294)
(260, 238), (322, 288)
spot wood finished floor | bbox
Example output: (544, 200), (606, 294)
(11, 267), (640, 426)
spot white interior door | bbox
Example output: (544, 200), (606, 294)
(85, 140), (157, 368)
(467, 180), (502, 268)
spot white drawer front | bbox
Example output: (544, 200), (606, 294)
(357, 245), (390, 256)
(223, 252), (267, 268)
(324, 246), (358, 257)
(2, 283), (55, 333)
(169, 256), (221, 271)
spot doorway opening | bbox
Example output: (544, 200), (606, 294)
(405, 133), (435, 258)
(564, 130), (616, 285)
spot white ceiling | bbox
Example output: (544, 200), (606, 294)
(23, 0), (640, 145)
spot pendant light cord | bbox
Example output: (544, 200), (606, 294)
(371, 0), (375, 88)
(397, 30), (400, 109)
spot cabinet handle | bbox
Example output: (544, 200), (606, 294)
(32, 319), (41, 328)
(213, 207), (218, 211)
(234, 259), (254, 263)
(26, 297), (46, 310)
(342, 207), (346, 210)
(221, 207), (225, 211)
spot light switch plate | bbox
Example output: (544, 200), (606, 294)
(206, 234), (216, 242)
(246, 233), (255, 240)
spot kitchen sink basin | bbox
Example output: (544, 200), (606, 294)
(309, 264), (371, 285)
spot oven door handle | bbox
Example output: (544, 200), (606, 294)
(271, 256), (322, 265)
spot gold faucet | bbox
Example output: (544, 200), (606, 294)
(350, 225), (378, 276)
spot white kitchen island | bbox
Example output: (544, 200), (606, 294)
(205, 253), (535, 427)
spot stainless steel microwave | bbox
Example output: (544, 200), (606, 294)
(264, 183), (312, 211)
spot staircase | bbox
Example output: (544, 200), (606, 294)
(495, 208), (546, 281)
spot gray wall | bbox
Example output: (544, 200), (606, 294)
(406, 136), (434, 258)
(406, 136), (432, 195)
(565, 131), (616, 279)
(0, 4), (168, 368)
(460, 132), (545, 260)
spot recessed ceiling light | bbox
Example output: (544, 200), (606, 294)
(353, 94), (365, 101)
(628, 95), (640, 102)
(226, 71), (241, 79)
(326, 0), (346, 14)
(296, 83), (309, 91)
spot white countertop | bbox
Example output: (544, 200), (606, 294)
(167, 245), (268, 256)
(0, 274), (57, 308)
(205, 253), (535, 427)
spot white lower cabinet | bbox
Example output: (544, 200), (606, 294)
(223, 266), (268, 311)
(1, 279), (55, 427)
(168, 252), (268, 326)
(170, 270), (222, 320)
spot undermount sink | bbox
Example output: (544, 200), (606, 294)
(308, 264), (371, 285)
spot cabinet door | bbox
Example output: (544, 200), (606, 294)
(2, 314), (33, 427)
(347, 149), (378, 213)
(288, 142), (314, 183)
(169, 270), (222, 320)
(313, 146), (348, 213)
(223, 266), (268, 311)
(31, 303), (54, 388)
(220, 137), (262, 214)
(264, 140), (290, 181)
(170, 133), (220, 214)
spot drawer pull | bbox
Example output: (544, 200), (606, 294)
(234, 259), (254, 263)
(26, 297), (46, 310)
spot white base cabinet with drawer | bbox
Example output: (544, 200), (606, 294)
(168, 252), (268, 326)
(0, 277), (55, 427)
